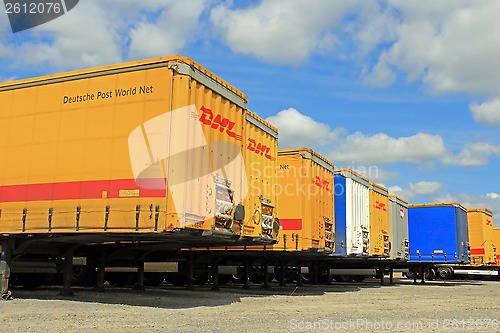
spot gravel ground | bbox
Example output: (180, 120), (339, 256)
(1, 277), (500, 333)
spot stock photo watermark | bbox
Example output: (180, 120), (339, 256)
(3, 0), (79, 32)
(289, 318), (499, 331)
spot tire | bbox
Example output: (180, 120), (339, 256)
(406, 270), (415, 279)
(436, 267), (453, 280)
(424, 268), (435, 280)
(72, 265), (96, 286)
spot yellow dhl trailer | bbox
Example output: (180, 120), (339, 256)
(273, 148), (334, 252)
(494, 228), (500, 266)
(368, 182), (390, 256)
(467, 208), (496, 265)
(0, 55), (279, 243)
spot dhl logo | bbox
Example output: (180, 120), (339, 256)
(247, 138), (273, 160)
(375, 201), (387, 211)
(314, 176), (331, 191)
(192, 106), (242, 141)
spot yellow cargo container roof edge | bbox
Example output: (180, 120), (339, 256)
(0, 55), (248, 109)
(246, 110), (278, 138)
(467, 207), (493, 216)
(369, 181), (388, 195)
(278, 148), (334, 172)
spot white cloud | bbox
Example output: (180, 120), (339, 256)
(266, 108), (345, 148)
(443, 143), (500, 167)
(0, 0), (209, 70)
(434, 193), (500, 226)
(210, 0), (358, 65)
(330, 132), (446, 165)
(409, 181), (442, 195)
(487, 192), (500, 199)
(389, 181), (442, 201)
(364, 2), (500, 97)
(128, 0), (207, 59)
(470, 99), (500, 127)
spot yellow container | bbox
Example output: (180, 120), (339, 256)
(241, 110), (279, 240)
(274, 148), (334, 252)
(493, 228), (500, 266)
(467, 208), (495, 265)
(369, 182), (390, 256)
(0, 56), (273, 240)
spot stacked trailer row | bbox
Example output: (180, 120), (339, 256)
(1, 55), (499, 298)
(0, 56), (281, 297)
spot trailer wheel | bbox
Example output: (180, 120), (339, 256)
(436, 267), (453, 280)
(405, 270), (415, 279)
(424, 268), (435, 280)
(72, 266), (95, 286)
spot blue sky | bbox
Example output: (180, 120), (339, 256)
(1, 1), (500, 225)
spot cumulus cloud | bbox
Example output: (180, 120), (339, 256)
(409, 181), (442, 195)
(266, 108), (345, 148)
(389, 181), (442, 201)
(443, 143), (500, 167)
(210, 0), (358, 64)
(435, 192), (500, 226)
(364, 2), (500, 97)
(330, 132), (446, 165)
(0, 0), (208, 70)
(470, 99), (500, 127)
(128, 0), (207, 59)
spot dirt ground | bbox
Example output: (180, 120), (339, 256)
(1, 277), (500, 333)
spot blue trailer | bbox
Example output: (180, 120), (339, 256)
(409, 203), (469, 264)
(406, 203), (474, 280)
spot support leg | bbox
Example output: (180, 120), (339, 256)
(420, 266), (426, 284)
(211, 260), (220, 291)
(185, 252), (195, 291)
(280, 261), (286, 287)
(312, 265), (319, 285)
(389, 268), (394, 285)
(61, 251), (75, 296)
(262, 260), (270, 289)
(135, 260), (145, 290)
(412, 268), (418, 285)
(380, 264), (385, 286)
(94, 253), (105, 292)
(296, 265), (303, 286)
(1, 238), (13, 300)
(242, 258), (250, 290)
(326, 266), (332, 285)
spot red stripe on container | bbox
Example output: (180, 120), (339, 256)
(0, 179), (166, 202)
(280, 219), (302, 230)
(470, 248), (486, 255)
